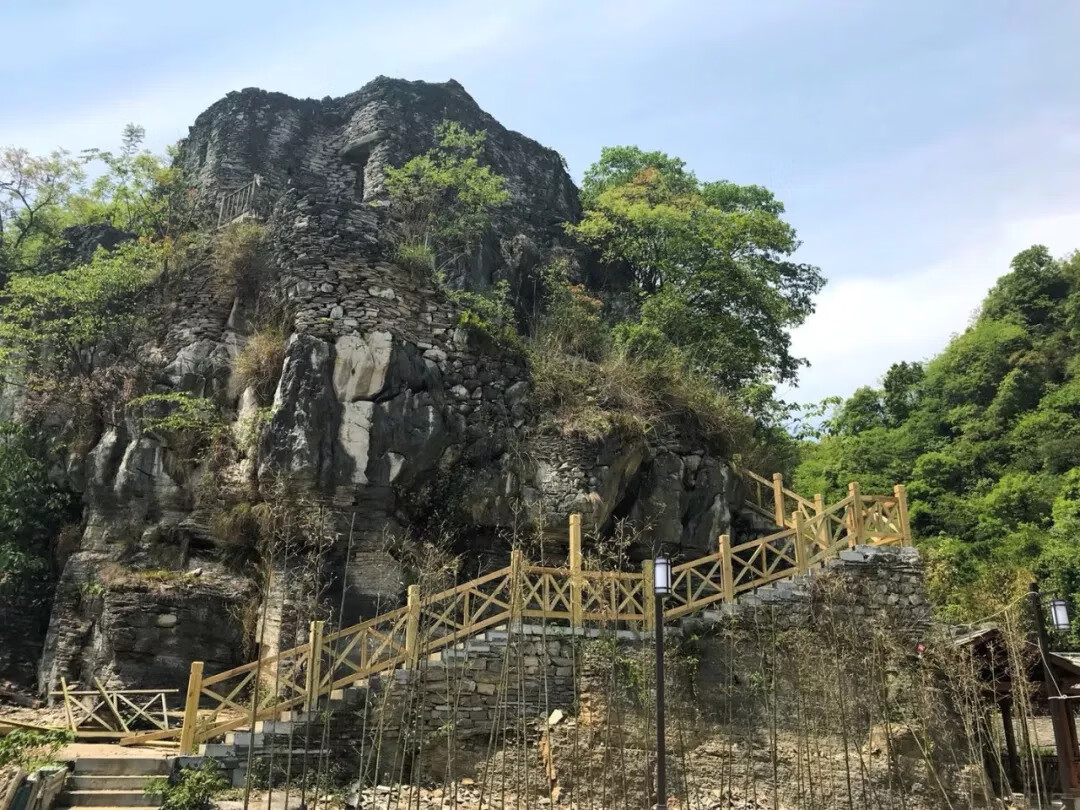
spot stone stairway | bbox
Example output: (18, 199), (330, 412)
(58, 757), (168, 810)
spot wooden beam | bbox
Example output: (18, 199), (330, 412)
(404, 587), (420, 670)
(720, 535), (734, 603)
(772, 472), (785, 526)
(569, 514), (583, 628)
(178, 661), (203, 756)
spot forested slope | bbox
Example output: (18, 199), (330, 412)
(796, 246), (1080, 625)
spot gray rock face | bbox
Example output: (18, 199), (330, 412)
(27, 78), (749, 693)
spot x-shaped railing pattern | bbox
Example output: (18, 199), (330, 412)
(113, 475), (910, 752)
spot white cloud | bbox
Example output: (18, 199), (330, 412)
(788, 210), (1080, 403)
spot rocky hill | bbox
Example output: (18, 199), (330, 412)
(1, 77), (752, 693)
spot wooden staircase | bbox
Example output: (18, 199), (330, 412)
(43, 472), (910, 757)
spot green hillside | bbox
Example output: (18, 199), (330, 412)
(795, 245), (1080, 625)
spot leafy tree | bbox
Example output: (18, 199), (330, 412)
(385, 121), (508, 273)
(78, 124), (192, 241)
(0, 424), (71, 595)
(568, 146), (824, 389)
(0, 240), (162, 377)
(0, 147), (84, 280)
(881, 361), (924, 425)
(795, 243), (1080, 633)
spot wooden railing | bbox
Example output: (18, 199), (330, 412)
(51, 679), (180, 738)
(115, 477), (910, 752)
(216, 174), (262, 227)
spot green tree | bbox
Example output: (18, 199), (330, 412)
(0, 425), (71, 594)
(0, 240), (162, 377)
(385, 121), (508, 273)
(0, 147), (84, 281)
(568, 146), (824, 388)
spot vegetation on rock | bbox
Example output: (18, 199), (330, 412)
(385, 121), (509, 273)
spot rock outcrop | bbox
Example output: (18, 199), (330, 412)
(21, 77), (752, 694)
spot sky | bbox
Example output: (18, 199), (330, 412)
(4, 0), (1080, 403)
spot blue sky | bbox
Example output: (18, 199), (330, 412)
(4, 0), (1080, 402)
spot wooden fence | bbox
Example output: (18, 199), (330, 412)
(216, 174), (262, 227)
(109, 476), (912, 752)
(51, 679), (179, 738)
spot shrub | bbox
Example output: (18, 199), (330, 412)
(231, 329), (285, 403)
(395, 240), (436, 274)
(0, 729), (73, 770)
(450, 280), (521, 350)
(526, 266), (753, 450)
(211, 221), (269, 297)
(385, 121), (508, 274)
(148, 759), (228, 810)
(209, 502), (261, 550)
(128, 393), (224, 463)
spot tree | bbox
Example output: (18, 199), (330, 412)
(0, 147), (84, 281)
(384, 121), (508, 274)
(881, 361), (924, 425)
(0, 424), (71, 595)
(0, 240), (162, 378)
(568, 146), (824, 389)
(78, 124), (192, 240)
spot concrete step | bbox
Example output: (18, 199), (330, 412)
(58, 790), (163, 807)
(72, 759), (170, 777)
(67, 777), (156, 792)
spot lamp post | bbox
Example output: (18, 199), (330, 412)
(653, 555), (671, 810)
(1029, 581), (1077, 796)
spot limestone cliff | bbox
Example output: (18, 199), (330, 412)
(14, 77), (750, 694)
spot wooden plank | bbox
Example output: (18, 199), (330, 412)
(569, 513), (583, 628)
(848, 481), (864, 548)
(772, 472), (785, 525)
(794, 511), (808, 575)
(720, 534), (735, 603)
(178, 661), (203, 756)
(405, 586), (420, 670)
(894, 484), (911, 546)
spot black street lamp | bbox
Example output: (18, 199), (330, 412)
(653, 555), (671, 810)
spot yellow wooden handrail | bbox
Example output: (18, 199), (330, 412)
(115, 473), (912, 752)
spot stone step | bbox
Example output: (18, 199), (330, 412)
(72, 759), (170, 777)
(67, 777), (157, 792)
(58, 790), (163, 807)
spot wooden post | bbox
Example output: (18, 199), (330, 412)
(772, 472), (785, 526)
(59, 677), (76, 733)
(642, 560), (656, 630)
(179, 661), (204, 756)
(793, 511), (809, 575)
(569, 513), (583, 628)
(720, 534), (735, 603)
(305, 620), (325, 709)
(893, 484), (911, 546)
(847, 481), (864, 548)
(405, 586), (420, 670)
(814, 493), (827, 551)
(510, 549), (524, 622)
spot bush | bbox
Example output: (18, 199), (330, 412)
(526, 266), (753, 451)
(148, 759), (227, 810)
(232, 329), (285, 403)
(211, 221), (269, 297)
(0, 729), (73, 770)
(128, 393), (224, 464)
(395, 240), (435, 274)
(450, 280), (521, 350)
